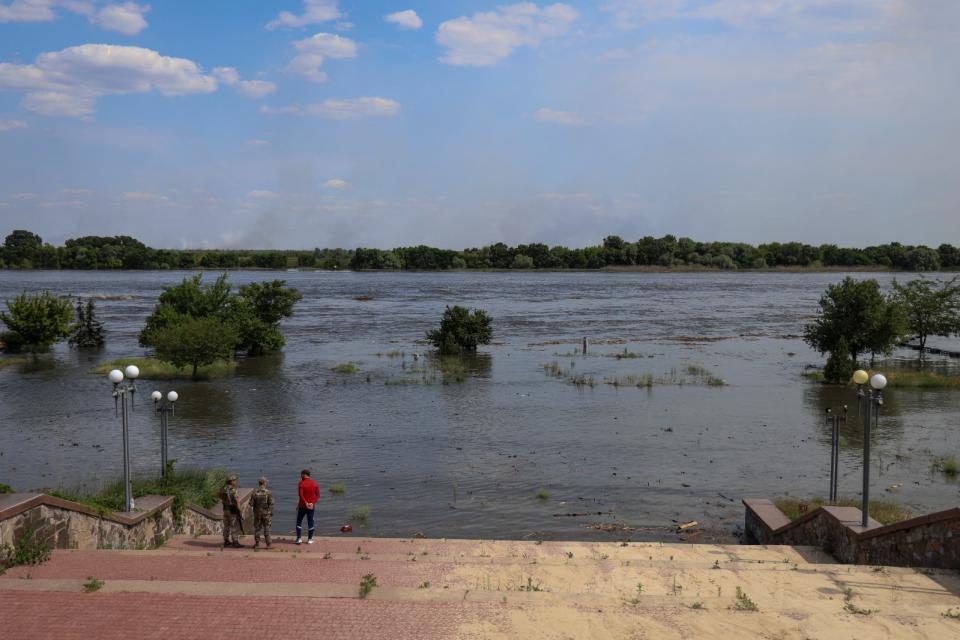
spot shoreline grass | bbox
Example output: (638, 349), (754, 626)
(774, 496), (911, 526)
(89, 357), (237, 380)
(804, 368), (960, 388)
(46, 465), (227, 524)
(332, 363), (360, 374)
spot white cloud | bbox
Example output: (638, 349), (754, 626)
(322, 178), (351, 190)
(602, 0), (912, 33)
(89, 2), (149, 35)
(246, 138), (270, 146)
(385, 9), (422, 30)
(267, 0), (340, 30)
(534, 107), (583, 125)
(58, 187), (94, 195)
(286, 32), (357, 83)
(0, 44), (217, 117)
(0, 117), (27, 131)
(0, 1), (150, 34)
(437, 2), (579, 66)
(261, 96), (400, 119)
(121, 190), (167, 201)
(249, 190), (278, 199)
(213, 67), (276, 99)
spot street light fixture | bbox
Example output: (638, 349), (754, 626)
(853, 369), (886, 528)
(108, 364), (139, 512)
(152, 389), (179, 477)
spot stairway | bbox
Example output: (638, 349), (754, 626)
(1, 535), (957, 639)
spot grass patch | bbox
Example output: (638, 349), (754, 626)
(843, 587), (876, 615)
(603, 366), (726, 388)
(47, 464), (226, 527)
(384, 377), (423, 386)
(774, 496), (911, 526)
(805, 367), (960, 388)
(332, 363), (360, 374)
(89, 357), (236, 381)
(83, 577), (104, 593)
(328, 483), (346, 496)
(536, 489), (549, 501)
(733, 587), (759, 612)
(358, 573), (378, 598)
(542, 361), (596, 388)
(0, 525), (52, 574)
(0, 483), (13, 494)
(348, 505), (370, 525)
(0, 356), (30, 369)
(933, 455), (959, 476)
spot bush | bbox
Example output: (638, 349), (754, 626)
(426, 306), (492, 354)
(0, 290), (73, 353)
(0, 525), (52, 573)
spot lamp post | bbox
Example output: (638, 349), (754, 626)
(151, 390), (179, 477)
(108, 365), (140, 512)
(852, 369), (887, 528)
(825, 405), (847, 503)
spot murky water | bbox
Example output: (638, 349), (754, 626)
(1, 270), (958, 541)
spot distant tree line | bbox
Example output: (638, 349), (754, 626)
(3, 229), (958, 272)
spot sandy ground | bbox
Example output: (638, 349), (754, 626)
(2, 536), (957, 639)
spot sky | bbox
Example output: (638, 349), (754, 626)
(0, 0), (958, 250)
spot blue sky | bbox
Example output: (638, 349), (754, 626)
(0, 1), (957, 249)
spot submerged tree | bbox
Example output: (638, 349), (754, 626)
(427, 306), (493, 354)
(804, 277), (903, 382)
(139, 273), (301, 357)
(891, 277), (960, 357)
(151, 316), (239, 380)
(0, 290), (73, 353)
(69, 298), (105, 348)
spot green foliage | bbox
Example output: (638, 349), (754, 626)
(843, 587), (875, 615)
(358, 573), (378, 598)
(69, 298), (105, 348)
(83, 577), (105, 593)
(0, 290), (73, 353)
(90, 357), (236, 380)
(804, 278), (904, 377)
(734, 587), (759, 612)
(0, 525), (52, 573)
(139, 274), (300, 358)
(774, 497), (911, 525)
(823, 337), (854, 384)
(49, 465), (227, 528)
(332, 363), (360, 374)
(151, 316), (239, 380)
(536, 489), (549, 501)
(891, 277), (960, 354)
(348, 505), (371, 525)
(933, 455), (959, 476)
(329, 483), (347, 496)
(2, 230), (43, 268)
(427, 306), (493, 354)
(0, 483), (13, 493)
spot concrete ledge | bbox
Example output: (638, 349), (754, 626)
(743, 499), (960, 568)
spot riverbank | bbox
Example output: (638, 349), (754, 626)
(1, 534), (957, 639)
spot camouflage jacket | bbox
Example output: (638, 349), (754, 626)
(219, 484), (239, 511)
(251, 487), (275, 516)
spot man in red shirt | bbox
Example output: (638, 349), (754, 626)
(296, 468), (320, 544)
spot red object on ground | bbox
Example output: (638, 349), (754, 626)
(340, 524), (353, 533)
(298, 477), (320, 508)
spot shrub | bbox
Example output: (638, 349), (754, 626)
(426, 306), (492, 354)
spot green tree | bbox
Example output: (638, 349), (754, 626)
(2, 230), (43, 268)
(69, 298), (105, 348)
(0, 290), (73, 353)
(804, 278), (903, 376)
(427, 306), (493, 354)
(511, 254), (534, 269)
(232, 280), (303, 354)
(891, 277), (960, 356)
(151, 316), (239, 380)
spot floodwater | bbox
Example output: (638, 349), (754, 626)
(1, 270), (958, 541)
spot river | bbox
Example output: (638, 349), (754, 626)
(1, 270), (958, 541)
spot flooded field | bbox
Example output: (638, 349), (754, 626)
(1, 270), (958, 541)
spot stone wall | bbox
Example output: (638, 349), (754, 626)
(743, 498), (960, 569)
(0, 490), (252, 551)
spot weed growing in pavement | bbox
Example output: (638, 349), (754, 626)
(0, 525), (51, 574)
(943, 608), (960, 619)
(419, 581), (431, 589)
(358, 573), (378, 599)
(83, 577), (104, 593)
(690, 602), (705, 610)
(733, 587), (759, 612)
(519, 577), (542, 592)
(843, 587), (876, 615)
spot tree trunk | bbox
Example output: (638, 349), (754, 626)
(192, 362), (198, 380)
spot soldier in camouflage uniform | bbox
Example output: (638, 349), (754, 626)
(251, 476), (275, 549)
(219, 474), (243, 548)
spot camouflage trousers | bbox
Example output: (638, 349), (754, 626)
(222, 511), (241, 544)
(254, 514), (272, 545)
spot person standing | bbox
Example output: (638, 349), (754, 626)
(219, 474), (243, 548)
(252, 476), (275, 549)
(296, 469), (320, 545)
